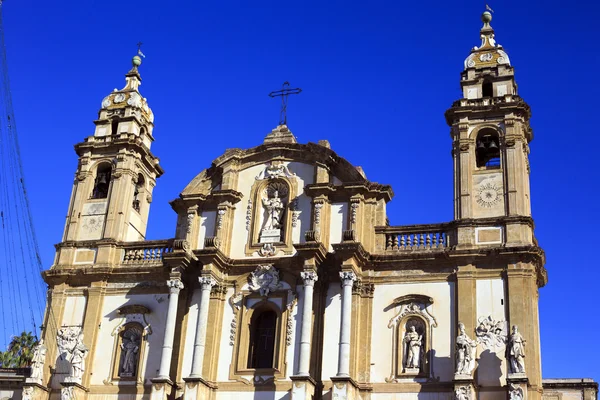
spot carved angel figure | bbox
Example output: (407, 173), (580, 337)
(509, 384), (524, 400)
(30, 339), (47, 380)
(475, 316), (506, 349)
(509, 325), (526, 374)
(403, 326), (422, 370)
(455, 322), (477, 375)
(262, 190), (285, 230)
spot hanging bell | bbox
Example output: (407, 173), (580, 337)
(487, 140), (499, 150)
(476, 141), (486, 151)
(98, 173), (108, 185)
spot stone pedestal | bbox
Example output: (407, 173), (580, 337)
(150, 377), (173, 400)
(22, 381), (49, 400)
(507, 375), (529, 400)
(182, 377), (214, 400)
(290, 376), (316, 400)
(331, 376), (358, 400)
(453, 376), (475, 400)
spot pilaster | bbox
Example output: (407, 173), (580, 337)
(455, 264), (477, 334)
(81, 284), (106, 388)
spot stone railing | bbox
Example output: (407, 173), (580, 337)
(451, 95), (523, 108)
(377, 223), (451, 251)
(122, 239), (174, 264)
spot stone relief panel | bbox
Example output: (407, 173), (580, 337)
(475, 315), (507, 350)
(472, 173), (504, 218)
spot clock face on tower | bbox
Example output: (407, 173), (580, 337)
(476, 182), (502, 208)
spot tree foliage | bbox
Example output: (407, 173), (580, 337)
(0, 331), (38, 368)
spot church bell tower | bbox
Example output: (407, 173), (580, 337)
(446, 11), (534, 247)
(60, 55), (163, 249)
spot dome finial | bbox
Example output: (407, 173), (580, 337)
(132, 41), (145, 68)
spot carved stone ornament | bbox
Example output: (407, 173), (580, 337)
(314, 202), (323, 225)
(246, 199), (253, 231)
(167, 279), (184, 291)
(113, 306), (153, 339)
(455, 322), (477, 377)
(454, 385), (472, 400)
(22, 387), (33, 400)
(300, 271), (318, 286)
(339, 271), (357, 286)
(475, 315), (507, 350)
(217, 208), (226, 230)
(186, 213), (194, 235)
(255, 161), (296, 180)
(228, 292), (243, 346)
(509, 383), (524, 400)
(285, 290), (297, 346)
(258, 243), (277, 257)
(387, 302), (438, 329)
(248, 265), (283, 296)
(61, 386), (74, 400)
(350, 201), (359, 225)
(290, 197), (300, 228)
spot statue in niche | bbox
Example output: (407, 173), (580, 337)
(30, 339), (47, 381)
(403, 323), (423, 371)
(455, 322), (477, 376)
(509, 325), (526, 374)
(262, 190), (285, 230)
(259, 182), (288, 243)
(119, 328), (141, 377)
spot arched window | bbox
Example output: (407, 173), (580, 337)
(482, 79), (493, 97)
(132, 174), (144, 212)
(247, 309), (277, 369)
(117, 324), (143, 379)
(476, 130), (501, 169)
(91, 164), (112, 199)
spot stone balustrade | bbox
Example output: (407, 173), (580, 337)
(451, 95), (524, 108)
(378, 224), (451, 251)
(122, 239), (173, 264)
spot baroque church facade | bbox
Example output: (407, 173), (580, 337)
(10, 10), (597, 400)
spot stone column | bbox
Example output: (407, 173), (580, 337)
(157, 278), (184, 380)
(189, 276), (216, 378)
(337, 271), (356, 377)
(297, 271), (318, 376)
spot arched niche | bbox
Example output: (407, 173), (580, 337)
(386, 296), (437, 381)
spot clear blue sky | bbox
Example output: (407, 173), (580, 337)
(1, 0), (597, 381)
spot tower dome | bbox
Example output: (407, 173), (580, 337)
(463, 10), (511, 70)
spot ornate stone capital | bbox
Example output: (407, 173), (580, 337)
(339, 271), (357, 287)
(167, 278), (184, 293)
(300, 271), (318, 287)
(199, 276), (216, 290)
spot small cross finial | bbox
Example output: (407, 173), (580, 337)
(137, 42), (146, 58)
(268, 81), (302, 126)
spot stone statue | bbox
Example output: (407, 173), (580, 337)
(403, 326), (422, 370)
(30, 339), (47, 381)
(509, 325), (526, 374)
(119, 330), (140, 377)
(455, 322), (477, 376)
(22, 387), (33, 400)
(68, 333), (89, 382)
(262, 190), (285, 230)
